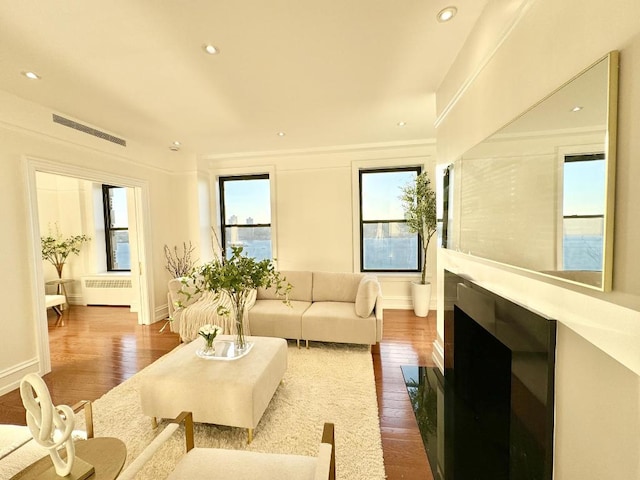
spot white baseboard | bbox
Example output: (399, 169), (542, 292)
(432, 334), (445, 375)
(0, 357), (40, 396)
(154, 304), (169, 323)
(383, 295), (413, 310)
(67, 293), (83, 305)
(382, 295), (438, 311)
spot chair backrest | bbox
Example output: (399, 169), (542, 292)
(117, 413), (336, 480)
(319, 422), (336, 480)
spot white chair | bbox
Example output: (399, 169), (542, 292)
(118, 412), (336, 480)
(45, 294), (66, 325)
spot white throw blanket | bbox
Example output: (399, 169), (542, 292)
(179, 290), (256, 342)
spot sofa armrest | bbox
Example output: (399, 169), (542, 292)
(374, 294), (384, 343)
(70, 400), (94, 439)
(117, 412), (193, 480)
(318, 423), (336, 480)
(168, 277), (202, 311)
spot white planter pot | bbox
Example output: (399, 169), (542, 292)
(411, 282), (432, 317)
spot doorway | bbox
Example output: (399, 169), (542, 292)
(26, 158), (154, 375)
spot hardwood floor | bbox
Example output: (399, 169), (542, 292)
(0, 306), (436, 479)
(0, 306), (181, 425)
(374, 309), (436, 480)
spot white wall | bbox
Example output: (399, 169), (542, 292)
(436, 0), (640, 478)
(0, 91), (195, 395)
(204, 143), (437, 309)
(36, 173), (91, 293)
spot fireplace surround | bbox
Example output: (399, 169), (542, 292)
(404, 271), (557, 479)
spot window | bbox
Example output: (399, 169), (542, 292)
(219, 174), (272, 260)
(562, 153), (605, 271)
(359, 167), (420, 272)
(102, 185), (130, 271)
(437, 163), (453, 248)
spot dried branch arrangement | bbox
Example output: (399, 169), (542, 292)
(164, 241), (196, 278)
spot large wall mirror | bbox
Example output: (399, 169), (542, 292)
(445, 51), (618, 291)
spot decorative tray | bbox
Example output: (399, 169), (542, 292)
(196, 340), (254, 361)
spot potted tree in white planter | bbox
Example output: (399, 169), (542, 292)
(400, 170), (437, 317)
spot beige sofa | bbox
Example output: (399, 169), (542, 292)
(168, 271), (383, 346)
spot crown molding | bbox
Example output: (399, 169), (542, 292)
(434, 0), (537, 129)
(200, 139), (436, 162)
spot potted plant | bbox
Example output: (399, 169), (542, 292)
(41, 226), (90, 279)
(400, 170), (437, 317)
(182, 245), (290, 353)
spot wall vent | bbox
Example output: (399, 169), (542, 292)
(52, 114), (127, 146)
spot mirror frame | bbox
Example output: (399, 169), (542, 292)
(444, 51), (619, 292)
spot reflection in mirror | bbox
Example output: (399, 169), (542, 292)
(445, 52), (618, 291)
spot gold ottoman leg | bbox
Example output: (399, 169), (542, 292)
(248, 428), (254, 444)
(151, 417), (158, 429)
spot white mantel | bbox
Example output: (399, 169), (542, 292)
(435, 249), (640, 377)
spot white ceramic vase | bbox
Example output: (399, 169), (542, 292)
(411, 282), (432, 317)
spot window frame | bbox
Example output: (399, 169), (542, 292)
(358, 166), (422, 273)
(102, 184), (130, 272)
(218, 173), (272, 260)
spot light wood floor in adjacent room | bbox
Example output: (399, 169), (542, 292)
(0, 306), (436, 480)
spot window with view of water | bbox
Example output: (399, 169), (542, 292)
(103, 185), (130, 271)
(219, 175), (272, 261)
(360, 167), (420, 272)
(563, 154), (605, 271)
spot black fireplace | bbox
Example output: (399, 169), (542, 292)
(403, 271), (556, 479)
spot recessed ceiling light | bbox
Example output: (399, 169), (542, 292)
(169, 141), (181, 151)
(203, 44), (219, 55)
(277, 132), (286, 137)
(397, 121), (407, 127)
(571, 106), (583, 112)
(22, 71), (41, 80)
(437, 6), (458, 22)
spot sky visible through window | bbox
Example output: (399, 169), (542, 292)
(564, 159), (605, 216)
(109, 187), (128, 227)
(362, 170), (416, 220)
(563, 157), (605, 270)
(223, 178), (271, 224)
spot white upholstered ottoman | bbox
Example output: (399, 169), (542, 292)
(139, 335), (287, 442)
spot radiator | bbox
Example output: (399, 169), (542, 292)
(81, 275), (133, 306)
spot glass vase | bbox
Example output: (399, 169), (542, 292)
(197, 339), (216, 358)
(234, 305), (247, 353)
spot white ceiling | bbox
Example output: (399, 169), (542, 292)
(0, 1), (487, 157)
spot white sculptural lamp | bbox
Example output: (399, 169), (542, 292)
(20, 373), (94, 479)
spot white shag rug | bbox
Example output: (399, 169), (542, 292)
(83, 341), (386, 480)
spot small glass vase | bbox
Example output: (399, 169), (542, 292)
(197, 340), (216, 358)
(234, 305), (247, 353)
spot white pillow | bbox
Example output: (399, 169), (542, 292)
(355, 276), (379, 318)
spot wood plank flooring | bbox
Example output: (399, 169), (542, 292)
(0, 306), (436, 480)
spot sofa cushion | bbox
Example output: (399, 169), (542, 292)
(257, 271), (313, 302)
(355, 275), (379, 318)
(249, 300), (311, 339)
(302, 302), (377, 345)
(312, 272), (363, 303)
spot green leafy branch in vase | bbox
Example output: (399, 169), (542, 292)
(41, 225), (90, 278)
